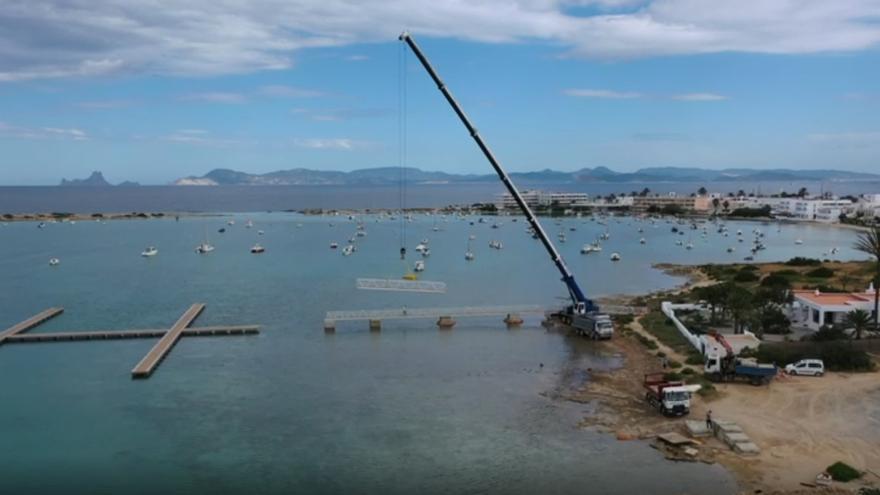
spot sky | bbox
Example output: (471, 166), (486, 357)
(1, 0), (879, 185)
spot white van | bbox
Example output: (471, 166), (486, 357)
(785, 359), (825, 377)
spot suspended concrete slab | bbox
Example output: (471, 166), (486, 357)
(355, 278), (447, 293)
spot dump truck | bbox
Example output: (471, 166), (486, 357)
(643, 373), (701, 416)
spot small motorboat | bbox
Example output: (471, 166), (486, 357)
(245, 220), (254, 229)
(414, 260), (425, 272)
(257, 230), (265, 236)
(141, 246), (158, 257)
(250, 244), (265, 254)
(639, 238), (646, 244)
(726, 246), (735, 253)
(330, 242), (338, 249)
(342, 245), (354, 256)
(48, 257), (60, 266)
(610, 252), (621, 261)
(356, 230), (367, 237)
(795, 239), (803, 245)
(465, 251), (475, 261)
(218, 228), (226, 233)
(227, 220), (235, 226)
(468, 234), (476, 240)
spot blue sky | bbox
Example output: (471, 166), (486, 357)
(1, 1), (879, 185)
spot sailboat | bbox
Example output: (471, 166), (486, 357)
(195, 228), (215, 254)
(465, 238), (475, 261)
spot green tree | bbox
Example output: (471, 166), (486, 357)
(694, 284), (727, 324)
(853, 225), (880, 328)
(727, 285), (754, 334)
(697, 186), (708, 196)
(846, 309), (872, 340)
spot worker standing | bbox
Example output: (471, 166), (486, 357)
(705, 410), (713, 431)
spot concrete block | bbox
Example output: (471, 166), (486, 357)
(685, 420), (711, 437)
(733, 441), (761, 455)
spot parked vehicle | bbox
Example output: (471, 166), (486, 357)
(704, 333), (778, 386)
(565, 310), (614, 339)
(643, 373), (700, 416)
(785, 359), (824, 377)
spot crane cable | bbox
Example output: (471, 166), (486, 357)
(398, 41), (408, 261)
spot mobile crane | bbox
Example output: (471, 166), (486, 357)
(400, 32), (612, 339)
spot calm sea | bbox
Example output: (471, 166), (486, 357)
(0, 209), (868, 494)
(2, 180), (880, 213)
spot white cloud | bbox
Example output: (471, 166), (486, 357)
(0, 121), (88, 140)
(563, 88), (643, 99)
(292, 138), (372, 150)
(1, 1), (878, 82)
(162, 129), (245, 146)
(345, 55), (370, 61)
(671, 92), (728, 101)
(259, 85), (325, 98)
(181, 92), (247, 104)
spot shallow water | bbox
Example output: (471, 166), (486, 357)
(0, 213), (865, 493)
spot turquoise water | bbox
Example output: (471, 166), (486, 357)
(0, 214), (865, 494)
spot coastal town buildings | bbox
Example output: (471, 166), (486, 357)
(494, 190), (589, 209)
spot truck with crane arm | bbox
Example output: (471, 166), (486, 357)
(399, 32), (613, 340)
(703, 332), (777, 385)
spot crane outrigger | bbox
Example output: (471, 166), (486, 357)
(400, 32), (613, 339)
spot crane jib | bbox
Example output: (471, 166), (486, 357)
(399, 32), (596, 313)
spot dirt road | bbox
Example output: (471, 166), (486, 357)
(693, 372), (880, 490)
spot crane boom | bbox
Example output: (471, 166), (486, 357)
(399, 32), (596, 313)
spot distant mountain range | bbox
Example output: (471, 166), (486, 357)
(60, 171), (140, 187)
(171, 166), (880, 186)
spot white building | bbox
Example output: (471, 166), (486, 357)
(791, 287), (877, 331)
(495, 190), (589, 210)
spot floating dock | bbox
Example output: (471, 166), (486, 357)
(0, 307), (63, 345)
(131, 303), (205, 378)
(0, 305), (259, 379)
(324, 305), (546, 331)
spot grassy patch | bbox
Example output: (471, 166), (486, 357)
(639, 311), (693, 355)
(827, 461), (862, 482)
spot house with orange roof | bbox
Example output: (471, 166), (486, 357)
(791, 285), (877, 331)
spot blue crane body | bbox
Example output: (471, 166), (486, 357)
(400, 32), (613, 339)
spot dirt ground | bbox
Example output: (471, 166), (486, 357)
(568, 330), (880, 494)
(694, 372), (880, 492)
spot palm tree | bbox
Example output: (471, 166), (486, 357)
(853, 225), (880, 328)
(846, 309), (872, 340)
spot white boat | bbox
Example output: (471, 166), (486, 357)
(245, 220), (253, 229)
(421, 248), (431, 257)
(196, 228), (214, 254)
(228, 220), (235, 226)
(465, 239), (475, 261)
(250, 244), (265, 254)
(581, 242), (601, 254)
(257, 230), (265, 236)
(795, 239), (803, 245)
(342, 245), (354, 256)
(195, 242), (214, 254)
(415, 243), (428, 253)
(599, 231), (610, 240)
(727, 247), (735, 253)
(639, 238), (646, 244)
(414, 260), (425, 272)
(468, 234), (476, 240)
(141, 246), (158, 257)
(48, 257), (60, 266)
(610, 252), (621, 261)
(686, 242), (694, 250)
(330, 242), (338, 249)
(356, 231), (367, 237)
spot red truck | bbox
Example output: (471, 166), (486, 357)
(643, 373), (700, 416)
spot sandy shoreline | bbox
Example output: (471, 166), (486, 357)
(569, 262), (880, 494)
